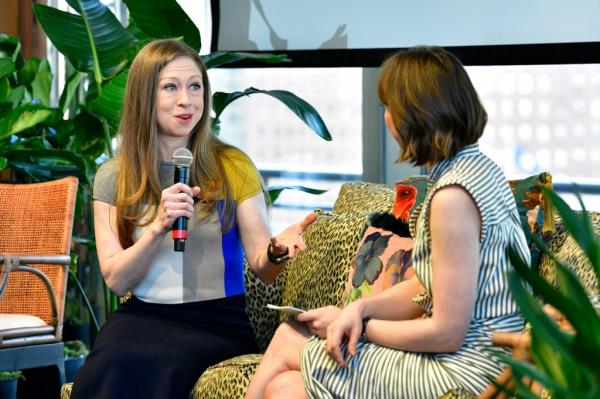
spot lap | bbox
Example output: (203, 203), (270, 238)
(71, 295), (258, 399)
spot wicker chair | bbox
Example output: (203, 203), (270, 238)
(0, 176), (78, 398)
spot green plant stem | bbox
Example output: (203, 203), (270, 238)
(68, 270), (100, 332)
(76, 0), (103, 94)
(101, 116), (114, 158)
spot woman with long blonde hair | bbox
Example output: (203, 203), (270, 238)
(71, 39), (315, 399)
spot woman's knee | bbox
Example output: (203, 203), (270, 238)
(264, 371), (306, 399)
(271, 321), (310, 348)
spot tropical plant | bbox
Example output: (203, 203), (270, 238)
(1, 0), (330, 332)
(505, 189), (600, 398)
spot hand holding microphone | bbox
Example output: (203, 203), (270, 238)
(171, 148), (194, 252)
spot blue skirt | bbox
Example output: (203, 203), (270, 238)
(71, 294), (258, 399)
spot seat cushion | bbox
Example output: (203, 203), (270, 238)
(0, 314), (46, 330)
(191, 354), (262, 399)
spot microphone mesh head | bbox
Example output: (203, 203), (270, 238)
(172, 148), (193, 167)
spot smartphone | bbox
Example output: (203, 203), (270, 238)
(266, 304), (306, 315)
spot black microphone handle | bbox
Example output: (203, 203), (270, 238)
(172, 165), (190, 252)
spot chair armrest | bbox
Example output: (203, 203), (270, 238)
(0, 254), (70, 328)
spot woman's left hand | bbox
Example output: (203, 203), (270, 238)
(269, 211), (317, 259)
(325, 301), (365, 367)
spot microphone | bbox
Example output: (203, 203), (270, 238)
(172, 147), (193, 252)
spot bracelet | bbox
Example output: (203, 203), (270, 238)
(362, 317), (370, 339)
(267, 243), (289, 265)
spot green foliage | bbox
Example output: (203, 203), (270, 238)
(64, 339), (90, 358)
(1, 0), (330, 328)
(0, 370), (23, 381)
(507, 189), (600, 398)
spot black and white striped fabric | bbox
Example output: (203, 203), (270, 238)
(301, 143), (531, 398)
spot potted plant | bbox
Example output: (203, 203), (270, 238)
(63, 340), (89, 384)
(503, 189), (600, 398)
(0, 370), (23, 399)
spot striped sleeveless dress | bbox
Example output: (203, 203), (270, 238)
(300, 143), (531, 398)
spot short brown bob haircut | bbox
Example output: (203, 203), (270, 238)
(377, 46), (487, 166)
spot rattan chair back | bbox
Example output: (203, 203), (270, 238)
(0, 177), (78, 344)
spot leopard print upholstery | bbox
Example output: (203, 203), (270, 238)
(332, 182), (396, 214)
(191, 354), (262, 399)
(281, 210), (373, 319)
(60, 383), (72, 399)
(538, 212), (600, 298)
(437, 388), (477, 399)
(243, 260), (285, 352)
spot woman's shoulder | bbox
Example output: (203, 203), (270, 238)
(441, 151), (504, 187)
(218, 146), (263, 202)
(219, 146), (258, 175)
(220, 146), (253, 164)
(93, 158), (120, 204)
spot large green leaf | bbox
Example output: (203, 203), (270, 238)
(212, 87), (332, 141)
(267, 185), (327, 204)
(18, 58), (41, 86)
(31, 59), (52, 106)
(202, 52), (290, 69)
(507, 266), (573, 354)
(33, 2), (133, 79)
(0, 156), (6, 170)
(4, 149), (91, 186)
(59, 71), (87, 115)
(8, 86), (25, 108)
(498, 353), (566, 396)
(0, 77), (10, 104)
(0, 105), (54, 139)
(513, 238), (600, 353)
(0, 59), (15, 79)
(57, 111), (105, 160)
(0, 34), (23, 68)
(123, 0), (200, 51)
(87, 68), (128, 127)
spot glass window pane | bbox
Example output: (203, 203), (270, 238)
(468, 64), (600, 211)
(208, 68), (363, 232)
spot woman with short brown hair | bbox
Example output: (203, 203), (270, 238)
(245, 46), (530, 399)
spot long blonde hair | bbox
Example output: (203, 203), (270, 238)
(115, 39), (235, 248)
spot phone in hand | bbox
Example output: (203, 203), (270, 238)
(266, 304), (306, 315)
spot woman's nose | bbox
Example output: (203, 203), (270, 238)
(178, 90), (190, 106)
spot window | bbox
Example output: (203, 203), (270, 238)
(208, 68), (363, 232)
(467, 64), (600, 210)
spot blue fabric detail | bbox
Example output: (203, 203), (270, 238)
(218, 201), (246, 297)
